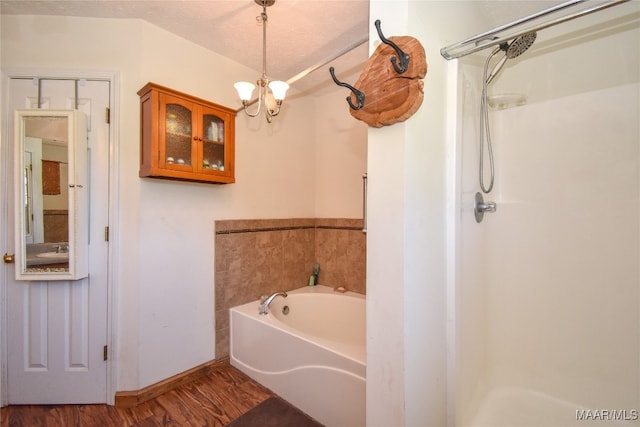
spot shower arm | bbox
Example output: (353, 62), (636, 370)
(440, 0), (630, 60)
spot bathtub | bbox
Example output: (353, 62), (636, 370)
(230, 285), (365, 427)
(469, 387), (638, 426)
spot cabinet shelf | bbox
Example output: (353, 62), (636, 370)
(164, 131), (224, 146)
(166, 131), (190, 139)
(138, 82), (236, 184)
(203, 138), (225, 145)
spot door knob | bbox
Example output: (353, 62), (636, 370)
(3, 253), (15, 264)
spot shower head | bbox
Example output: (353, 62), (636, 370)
(505, 32), (537, 59)
(486, 32), (537, 84)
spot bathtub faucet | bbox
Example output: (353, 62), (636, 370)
(258, 291), (288, 315)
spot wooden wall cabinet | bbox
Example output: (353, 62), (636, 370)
(138, 82), (236, 184)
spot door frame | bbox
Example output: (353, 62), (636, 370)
(0, 68), (120, 406)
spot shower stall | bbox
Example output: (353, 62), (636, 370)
(445, 1), (639, 425)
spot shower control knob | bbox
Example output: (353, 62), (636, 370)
(474, 192), (497, 223)
(478, 200), (496, 212)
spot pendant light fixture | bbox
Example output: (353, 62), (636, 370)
(234, 0), (289, 123)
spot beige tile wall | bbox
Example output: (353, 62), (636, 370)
(43, 210), (69, 243)
(214, 218), (366, 358)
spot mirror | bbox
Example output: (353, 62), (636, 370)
(14, 109), (89, 280)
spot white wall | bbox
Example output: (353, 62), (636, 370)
(1, 14), (366, 394)
(314, 88), (368, 219)
(366, 2), (489, 426)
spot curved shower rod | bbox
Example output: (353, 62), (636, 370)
(236, 35), (368, 112)
(286, 35), (369, 86)
(440, 0), (631, 60)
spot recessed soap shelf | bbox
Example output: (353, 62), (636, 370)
(487, 93), (527, 110)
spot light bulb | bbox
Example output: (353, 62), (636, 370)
(234, 82), (256, 101)
(268, 81), (289, 101)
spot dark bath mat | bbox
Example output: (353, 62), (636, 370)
(226, 396), (324, 427)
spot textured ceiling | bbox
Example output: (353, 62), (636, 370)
(1, 1), (570, 94)
(0, 0), (371, 94)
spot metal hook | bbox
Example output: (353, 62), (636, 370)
(374, 19), (410, 74)
(329, 66), (365, 110)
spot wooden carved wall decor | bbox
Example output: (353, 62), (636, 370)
(331, 20), (427, 128)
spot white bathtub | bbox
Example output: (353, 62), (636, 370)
(469, 387), (639, 427)
(230, 285), (366, 427)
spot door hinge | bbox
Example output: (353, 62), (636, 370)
(104, 226), (109, 242)
(103, 345), (108, 361)
(105, 107), (110, 124)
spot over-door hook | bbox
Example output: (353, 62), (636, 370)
(375, 19), (410, 74)
(329, 66), (365, 110)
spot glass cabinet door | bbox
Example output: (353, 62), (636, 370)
(163, 101), (194, 169)
(201, 112), (225, 173)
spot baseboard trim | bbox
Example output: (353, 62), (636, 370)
(114, 358), (228, 408)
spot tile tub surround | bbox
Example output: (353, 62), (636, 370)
(214, 218), (366, 358)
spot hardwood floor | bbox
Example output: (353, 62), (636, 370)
(0, 360), (275, 426)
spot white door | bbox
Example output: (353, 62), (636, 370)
(4, 77), (110, 404)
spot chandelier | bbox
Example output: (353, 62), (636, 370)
(234, 0), (289, 123)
